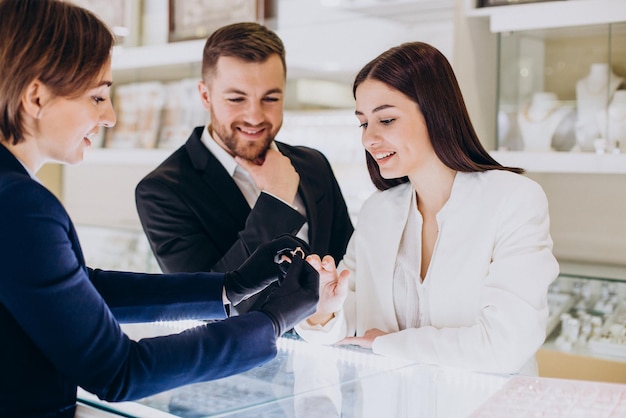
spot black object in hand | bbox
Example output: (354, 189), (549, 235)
(223, 235), (309, 306)
(258, 255), (319, 337)
(273, 246), (307, 276)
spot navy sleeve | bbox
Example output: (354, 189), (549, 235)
(0, 178), (277, 401)
(88, 268), (228, 323)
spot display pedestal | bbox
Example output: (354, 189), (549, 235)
(518, 92), (573, 151)
(575, 63), (623, 151)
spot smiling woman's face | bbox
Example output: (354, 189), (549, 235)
(355, 79), (436, 180)
(34, 59), (116, 166)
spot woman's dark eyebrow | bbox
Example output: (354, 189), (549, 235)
(355, 104), (394, 116)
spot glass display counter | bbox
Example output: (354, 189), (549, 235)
(537, 263), (626, 384)
(77, 332), (626, 417)
(545, 268), (626, 364)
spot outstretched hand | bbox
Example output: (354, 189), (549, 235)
(304, 254), (349, 326)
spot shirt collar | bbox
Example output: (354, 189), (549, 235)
(20, 160), (39, 181)
(12, 152), (40, 182)
(201, 126), (238, 177)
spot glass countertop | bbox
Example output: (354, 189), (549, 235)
(78, 331), (626, 417)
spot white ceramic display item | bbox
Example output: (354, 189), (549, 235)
(597, 89), (626, 153)
(517, 91), (574, 152)
(575, 63), (624, 152)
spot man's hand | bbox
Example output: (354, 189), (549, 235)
(235, 148), (299, 205)
(223, 234), (309, 306)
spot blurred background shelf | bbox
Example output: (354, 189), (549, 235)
(490, 151), (626, 174)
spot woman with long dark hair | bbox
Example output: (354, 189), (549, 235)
(297, 42), (558, 376)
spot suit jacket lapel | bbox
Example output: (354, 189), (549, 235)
(0, 145), (89, 268)
(185, 127), (251, 222)
(276, 142), (319, 245)
(368, 183), (414, 330)
(0, 144), (28, 174)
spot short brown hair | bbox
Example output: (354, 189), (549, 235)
(353, 42), (523, 191)
(0, 0), (114, 145)
(201, 22), (286, 82)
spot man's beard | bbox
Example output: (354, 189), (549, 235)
(232, 136), (272, 164)
(212, 121), (277, 165)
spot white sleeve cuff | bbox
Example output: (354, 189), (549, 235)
(298, 314), (339, 332)
(261, 191), (299, 211)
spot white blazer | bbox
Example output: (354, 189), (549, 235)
(297, 170), (559, 375)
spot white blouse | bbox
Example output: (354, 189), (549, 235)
(296, 171), (559, 375)
(392, 190), (428, 330)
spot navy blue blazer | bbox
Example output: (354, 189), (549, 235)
(136, 126), (354, 312)
(0, 144), (276, 417)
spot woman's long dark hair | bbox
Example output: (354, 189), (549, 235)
(353, 42), (522, 191)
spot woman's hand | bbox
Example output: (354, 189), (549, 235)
(304, 254), (349, 326)
(338, 328), (388, 349)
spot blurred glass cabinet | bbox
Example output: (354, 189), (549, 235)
(496, 22), (626, 153)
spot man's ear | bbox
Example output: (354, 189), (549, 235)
(197, 80), (211, 111)
(22, 79), (51, 119)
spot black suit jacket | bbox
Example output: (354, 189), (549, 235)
(136, 126), (354, 310)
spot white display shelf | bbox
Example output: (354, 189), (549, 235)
(111, 40), (205, 84)
(83, 148), (173, 166)
(465, 0), (626, 32)
(81, 149), (626, 174)
(559, 260), (626, 282)
(490, 151), (626, 174)
(326, 0), (454, 22)
(112, 40), (205, 72)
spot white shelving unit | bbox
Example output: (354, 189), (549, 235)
(466, 0), (626, 31)
(112, 40), (205, 71)
(326, 0), (454, 22)
(82, 148), (174, 166)
(465, 0), (626, 174)
(491, 151), (626, 174)
(111, 40), (204, 84)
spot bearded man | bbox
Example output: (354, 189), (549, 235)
(135, 22), (353, 314)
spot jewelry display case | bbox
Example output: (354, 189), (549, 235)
(547, 272), (626, 362)
(496, 22), (626, 154)
(541, 264), (626, 383)
(77, 334), (626, 417)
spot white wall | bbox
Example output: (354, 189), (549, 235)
(278, 0), (454, 84)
